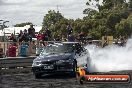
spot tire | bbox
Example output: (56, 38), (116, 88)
(70, 60), (77, 77)
(35, 73), (42, 79)
(78, 76), (86, 85)
(73, 59), (77, 71)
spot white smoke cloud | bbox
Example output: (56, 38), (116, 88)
(86, 39), (132, 72)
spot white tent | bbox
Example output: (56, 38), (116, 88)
(0, 30), (4, 36)
(0, 25), (42, 36)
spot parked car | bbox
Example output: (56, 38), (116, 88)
(32, 42), (90, 78)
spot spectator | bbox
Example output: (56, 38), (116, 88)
(67, 34), (75, 42)
(114, 39), (119, 45)
(17, 30), (23, 42)
(0, 43), (4, 58)
(45, 28), (51, 41)
(66, 24), (73, 35)
(55, 35), (61, 41)
(36, 41), (45, 56)
(22, 29), (30, 42)
(103, 41), (108, 48)
(36, 32), (44, 41)
(19, 42), (29, 57)
(28, 24), (36, 38)
(120, 36), (125, 46)
(78, 32), (85, 43)
(30, 40), (36, 55)
(42, 32), (48, 41)
(62, 36), (67, 42)
(9, 33), (17, 42)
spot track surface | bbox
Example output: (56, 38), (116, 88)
(0, 71), (132, 88)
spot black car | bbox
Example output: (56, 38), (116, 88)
(32, 42), (90, 78)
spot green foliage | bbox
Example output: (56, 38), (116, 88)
(89, 29), (101, 39)
(82, 0), (132, 39)
(14, 22), (33, 27)
(115, 14), (132, 37)
(41, 0), (132, 40)
(42, 10), (64, 28)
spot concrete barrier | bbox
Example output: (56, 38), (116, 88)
(0, 56), (37, 74)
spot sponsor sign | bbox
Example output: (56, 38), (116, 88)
(84, 74), (130, 83)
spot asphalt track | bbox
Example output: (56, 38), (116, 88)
(0, 70), (132, 88)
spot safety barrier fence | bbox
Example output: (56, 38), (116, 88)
(0, 40), (102, 74)
(0, 41), (60, 74)
(0, 56), (36, 74)
(0, 41), (62, 57)
(0, 41), (38, 57)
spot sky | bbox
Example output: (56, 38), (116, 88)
(0, 0), (91, 26)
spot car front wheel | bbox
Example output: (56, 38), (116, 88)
(70, 60), (77, 76)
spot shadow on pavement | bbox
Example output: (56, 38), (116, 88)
(39, 73), (76, 79)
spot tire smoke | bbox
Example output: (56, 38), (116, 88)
(85, 39), (132, 72)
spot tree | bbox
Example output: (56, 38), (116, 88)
(82, 0), (131, 39)
(14, 22), (33, 27)
(115, 14), (132, 37)
(39, 0), (131, 40)
(42, 10), (64, 29)
(84, 0), (99, 19)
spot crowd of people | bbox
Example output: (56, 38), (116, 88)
(8, 24), (87, 45)
(8, 25), (36, 43)
(0, 24), (128, 58)
(8, 25), (53, 43)
(0, 24), (88, 57)
(5, 23), (128, 48)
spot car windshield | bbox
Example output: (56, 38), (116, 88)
(39, 43), (75, 56)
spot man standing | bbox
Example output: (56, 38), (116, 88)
(28, 24), (36, 38)
(67, 34), (75, 42)
(45, 27), (51, 41)
(66, 24), (73, 35)
(0, 43), (3, 58)
(23, 29), (30, 42)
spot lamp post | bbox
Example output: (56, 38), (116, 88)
(4, 21), (9, 57)
(0, 20), (9, 57)
(0, 20), (3, 30)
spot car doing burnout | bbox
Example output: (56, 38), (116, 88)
(32, 42), (90, 78)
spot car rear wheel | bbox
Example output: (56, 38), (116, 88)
(78, 76), (86, 85)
